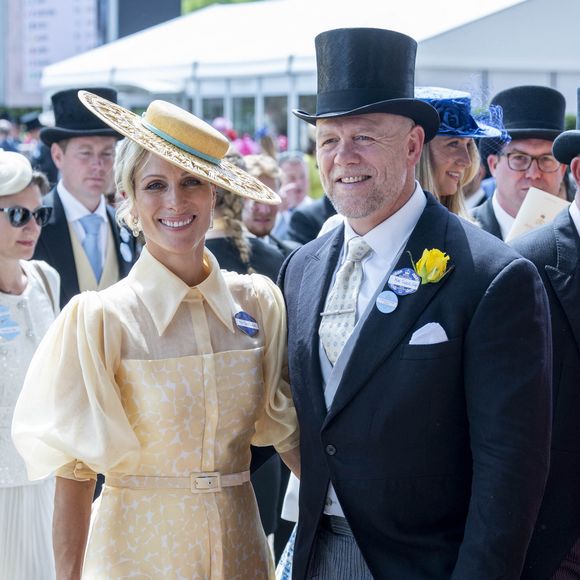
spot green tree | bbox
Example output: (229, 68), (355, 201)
(182, 0), (263, 13)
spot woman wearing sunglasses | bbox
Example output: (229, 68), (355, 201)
(13, 93), (299, 579)
(0, 151), (59, 580)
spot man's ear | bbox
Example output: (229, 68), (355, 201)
(570, 156), (580, 186)
(408, 124), (425, 166)
(487, 154), (500, 176)
(50, 143), (64, 168)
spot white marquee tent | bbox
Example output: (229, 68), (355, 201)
(41, 0), (580, 148)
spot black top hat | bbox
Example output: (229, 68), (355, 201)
(292, 28), (440, 141)
(40, 87), (122, 146)
(20, 111), (43, 132)
(491, 85), (565, 142)
(553, 87), (580, 165)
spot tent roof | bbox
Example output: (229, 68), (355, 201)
(42, 0), (524, 92)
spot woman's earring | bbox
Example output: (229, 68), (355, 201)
(130, 216), (141, 238)
(209, 208), (214, 231)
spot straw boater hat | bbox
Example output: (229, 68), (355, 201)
(553, 87), (580, 165)
(78, 90), (279, 205)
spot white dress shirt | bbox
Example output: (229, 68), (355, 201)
(319, 182), (427, 517)
(57, 183), (109, 268)
(492, 192), (515, 240)
(569, 198), (580, 237)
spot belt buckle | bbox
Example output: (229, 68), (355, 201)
(190, 472), (221, 493)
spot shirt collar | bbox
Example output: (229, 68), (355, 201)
(492, 191), (515, 240)
(57, 181), (108, 223)
(343, 181), (427, 260)
(569, 198), (580, 238)
(128, 246), (238, 336)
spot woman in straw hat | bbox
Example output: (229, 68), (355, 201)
(0, 151), (58, 579)
(12, 91), (300, 579)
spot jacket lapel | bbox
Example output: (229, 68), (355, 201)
(297, 227), (344, 422)
(37, 190), (80, 303)
(545, 210), (580, 355)
(326, 197), (454, 422)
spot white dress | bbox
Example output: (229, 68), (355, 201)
(0, 260), (59, 580)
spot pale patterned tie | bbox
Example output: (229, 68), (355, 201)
(319, 236), (372, 365)
(79, 214), (103, 282)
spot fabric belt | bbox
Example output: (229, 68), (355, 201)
(106, 470), (250, 494)
(321, 514), (354, 536)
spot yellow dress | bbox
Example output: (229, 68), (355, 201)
(12, 248), (299, 579)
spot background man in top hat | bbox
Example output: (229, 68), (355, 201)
(280, 27), (552, 579)
(473, 85), (567, 240)
(33, 87), (138, 308)
(511, 87), (580, 580)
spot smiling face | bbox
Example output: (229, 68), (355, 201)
(132, 154), (216, 277)
(0, 184), (43, 264)
(429, 136), (473, 197)
(489, 138), (567, 217)
(51, 136), (117, 211)
(242, 175), (279, 237)
(316, 113), (424, 234)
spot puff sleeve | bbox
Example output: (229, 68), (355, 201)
(250, 275), (299, 454)
(11, 291), (141, 481)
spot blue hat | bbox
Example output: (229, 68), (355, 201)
(415, 87), (508, 140)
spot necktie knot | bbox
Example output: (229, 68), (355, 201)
(346, 236), (371, 262)
(80, 213), (102, 235)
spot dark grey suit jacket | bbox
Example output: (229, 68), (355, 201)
(512, 209), (580, 580)
(280, 192), (552, 579)
(33, 188), (138, 308)
(472, 196), (503, 239)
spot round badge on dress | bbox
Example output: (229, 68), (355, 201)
(234, 311), (259, 337)
(0, 306), (20, 341)
(388, 268), (420, 296)
(120, 242), (133, 263)
(376, 290), (398, 314)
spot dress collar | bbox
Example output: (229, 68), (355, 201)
(128, 246), (238, 336)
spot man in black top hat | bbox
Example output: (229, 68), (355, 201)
(473, 86), (567, 240)
(33, 87), (138, 309)
(279, 27), (552, 579)
(511, 87), (580, 580)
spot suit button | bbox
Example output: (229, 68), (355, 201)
(325, 444), (336, 456)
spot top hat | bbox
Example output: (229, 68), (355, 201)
(292, 28), (440, 141)
(78, 91), (280, 204)
(20, 111), (43, 132)
(40, 87), (122, 146)
(490, 85), (565, 142)
(415, 87), (508, 139)
(552, 87), (580, 165)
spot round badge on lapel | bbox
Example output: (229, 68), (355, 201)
(388, 268), (420, 296)
(376, 290), (398, 314)
(234, 311), (259, 337)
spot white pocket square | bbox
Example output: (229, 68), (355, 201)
(409, 322), (448, 345)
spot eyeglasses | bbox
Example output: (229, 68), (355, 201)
(501, 152), (562, 173)
(0, 206), (52, 227)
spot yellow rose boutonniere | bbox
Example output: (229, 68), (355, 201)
(410, 248), (451, 285)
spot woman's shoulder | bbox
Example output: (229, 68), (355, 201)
(222, 270), (284, 317)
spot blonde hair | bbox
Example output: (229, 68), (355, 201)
(114, 138), (151, 231)
(214, 149), (254, 273)
(416, 138), (480, 219)
(244, 154), (281, 186)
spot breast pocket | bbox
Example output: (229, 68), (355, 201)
(400, 338), (462, 360)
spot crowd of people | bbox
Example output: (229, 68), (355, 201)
(0, 24), (579, 580)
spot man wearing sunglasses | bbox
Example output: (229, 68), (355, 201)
(473, 86), (568, 240)
(33, 87), (138, 309)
